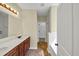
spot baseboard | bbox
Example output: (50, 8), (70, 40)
(30, 47), (37, 49)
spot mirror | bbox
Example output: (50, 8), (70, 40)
(0, 11), (8, 39)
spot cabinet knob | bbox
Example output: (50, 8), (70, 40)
(55, 43), (58, 46)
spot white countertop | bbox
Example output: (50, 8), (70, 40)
(0, 34), (29, 56)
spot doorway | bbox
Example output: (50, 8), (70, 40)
(38, 22), (46, 42)
(37, 22), (50, 55)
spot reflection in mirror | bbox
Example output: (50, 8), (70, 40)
(0, 11), (8, 39)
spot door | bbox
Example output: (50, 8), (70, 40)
(49, 32), (57, 55)
(73, 4), (79, 56)
(38, 22), (46, 38)
(57, 4), (73, 56)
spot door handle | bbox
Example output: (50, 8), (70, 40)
(55, 43), (58, 46)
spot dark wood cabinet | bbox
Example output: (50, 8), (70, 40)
(24, 37), (30, 54)
(18, 42), (25, 56)
(4, 46), (18, 56)
(4, 37), (30, 56)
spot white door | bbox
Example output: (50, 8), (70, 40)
(38, 22), (46, 38)
(49, 32), (57, 55)
(73, 4), (79, 56)
(57, 4), (73, 56)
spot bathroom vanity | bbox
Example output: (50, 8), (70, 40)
(0, 35), (30, 56)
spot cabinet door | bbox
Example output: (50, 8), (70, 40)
(18, 42), (25, 56)
(73, 4), (79, 56)
(57, 3), (73, 56)
(4, 46), (18, 56)
(24, 37), (30, 53)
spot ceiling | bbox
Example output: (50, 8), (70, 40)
(18, 3), (59, 16)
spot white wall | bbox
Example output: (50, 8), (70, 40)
(8, 4), (23, 36)
(37, 16), (47, 22)
(47, 6), (57, 56)
(21, 10), (38, 49)
(49, 7), (57, 32)
(8, 15), (22, 36)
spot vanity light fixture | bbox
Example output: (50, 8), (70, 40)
(0, 3), (18, 15)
